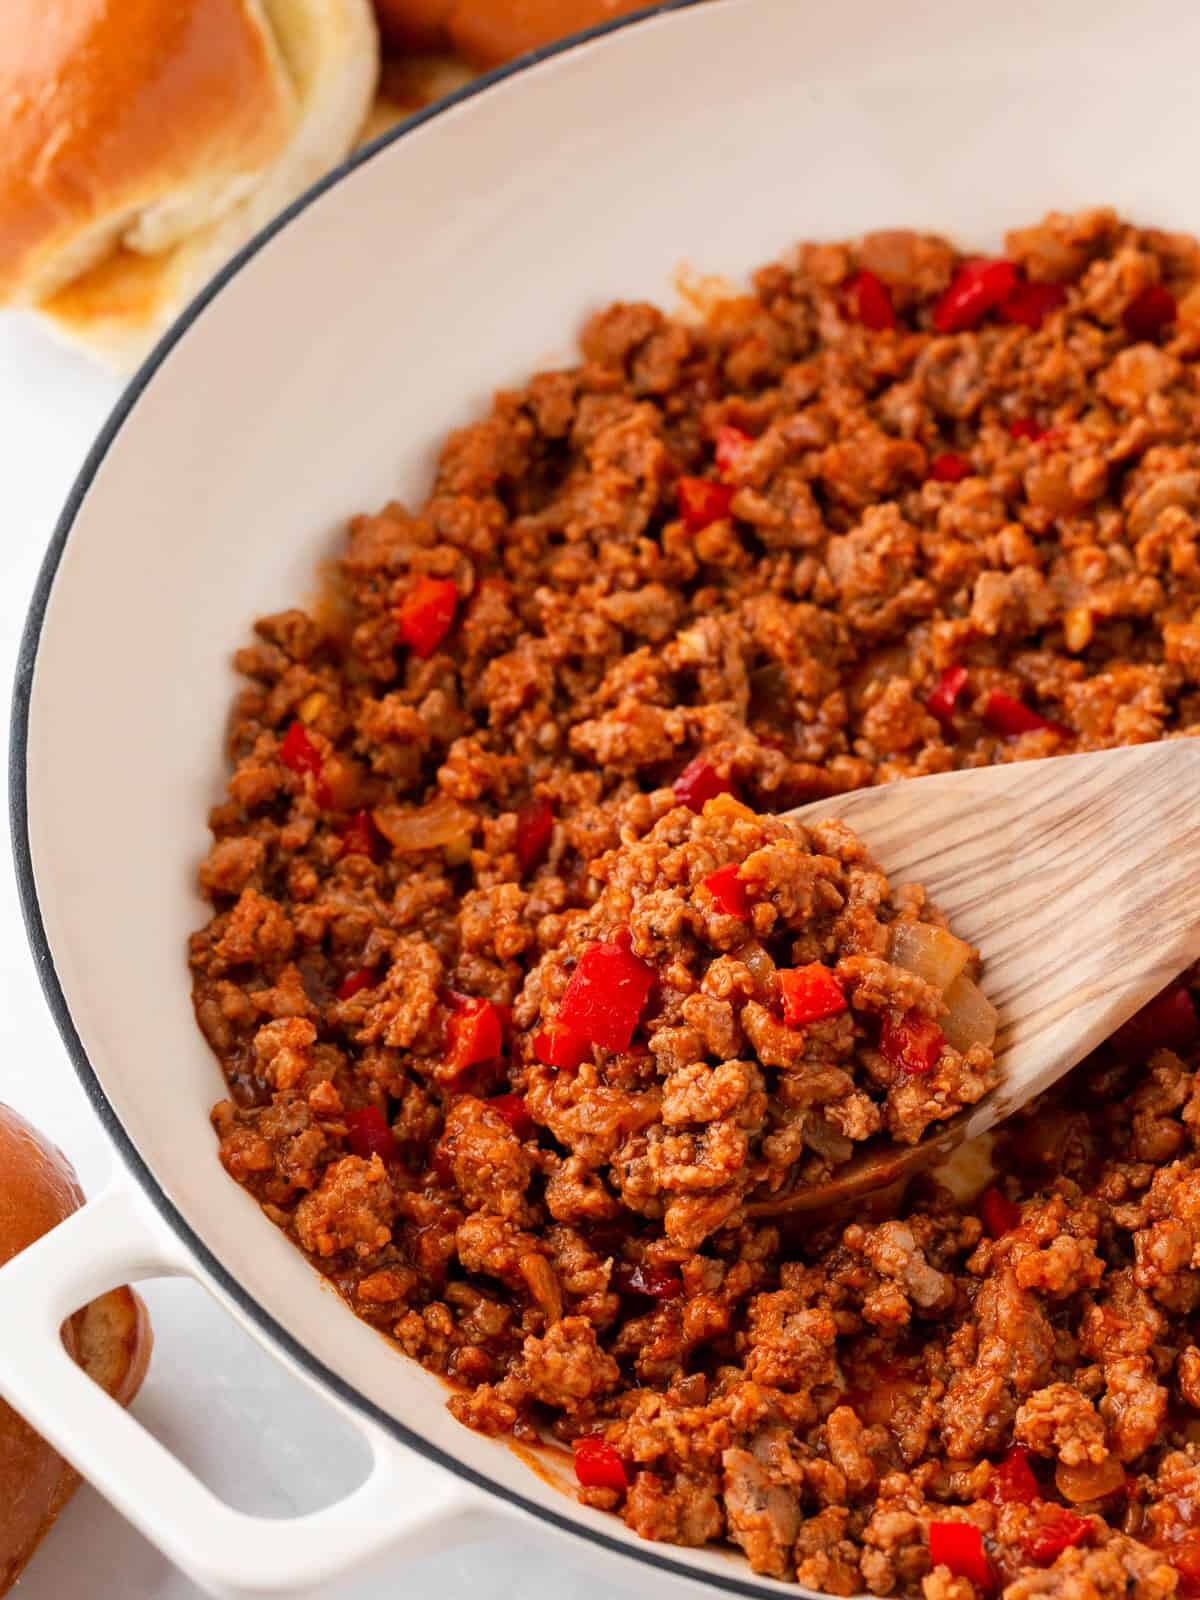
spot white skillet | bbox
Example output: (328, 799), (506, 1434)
(4, 0), (1200, 1594)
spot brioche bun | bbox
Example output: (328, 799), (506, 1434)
(0, 1106), (152, 1596)
(0, 0), (379, 370)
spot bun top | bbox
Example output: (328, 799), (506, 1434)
(0, 1105), (84, 1263)
(23, 0), (379, 369)
(0, 0), (298, 304)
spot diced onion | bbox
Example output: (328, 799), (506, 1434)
(1055, 1455), (1126, 1504)
(942, 974), (999, 1052)
(519, 1252), (563, 1324)
(932, 1134), (996, 1204)
(373, 795), (474, 854)
(889, 921), (971, 991)
(741, 941), (776, 986)
(803, 1117), (853, 1164)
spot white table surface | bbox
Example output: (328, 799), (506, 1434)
(0, 312), (641, 1600)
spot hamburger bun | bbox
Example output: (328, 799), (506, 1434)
(0, 0), (379, 370)
(0, 1106), (152, 1596)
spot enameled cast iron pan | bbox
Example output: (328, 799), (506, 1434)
(4, 0), (1197, 1592)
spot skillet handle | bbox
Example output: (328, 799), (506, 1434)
(0, 1179), (488, 1599)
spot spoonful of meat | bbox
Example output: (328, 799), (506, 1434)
(748, 739), (1200, 1217)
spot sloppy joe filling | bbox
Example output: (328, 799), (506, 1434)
(192, 207), (1200, 1598)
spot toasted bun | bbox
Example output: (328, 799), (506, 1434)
(22, 0), (379, 370)
(0, 1107), (152, 1597)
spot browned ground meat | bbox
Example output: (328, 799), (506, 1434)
(520, 800), (996, 1245)
(191, 208), (1200, 1599)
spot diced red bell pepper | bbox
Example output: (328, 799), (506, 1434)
(515, 797), (554, 875)
(533, 1020), (591, 1070)
(881, 1013), (944, 1074)
(533, 1020), (590, 1069)
(446, 997), (504, 1073)
(1023, 1508), (1093, 1566)
(931, 452), (971, 483)
(1001, 280), (1067, 329)
(280, 722), (333, 807)
(1123, 284), (1177, 340)
(573, 1436), (628, 1491)
(927, 664), (968, 724)
(987, 1445), (1041, 1506)
(345, 1105), (397, 1164)
(674, 755), (736, 812)
(280, 720), (323, 780)
(612, 1261), (684, 1300)
(677, 476), (736, 532)
(844, 269), (896, 331)
(933, 257), (1019, 334)
(928, 1521), (993, 1590)
(983, 689), (1068, 739)
(488, 1093), (533, 1138)
(778, 963), (848, 1027)
(1008, 417), (1047, 441)
(704, 863), (752, 921)
(336, 967), (376, 1001)
(339, 810), (380, 860)
(715, 424), (754, 477)
(981, 1185), (1022, 1239)
(558, 938), (656, 1053)
(396, 576), (458, 658)
(1112, 983), (1200, 1058)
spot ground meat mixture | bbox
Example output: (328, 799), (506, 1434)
(191, 208), (1200, 1599)
(519, 799), (997, 1245)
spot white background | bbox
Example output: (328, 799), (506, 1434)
(0, 313), (633, 1600)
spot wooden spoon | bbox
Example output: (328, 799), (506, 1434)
(748, 740), (1200, 1217)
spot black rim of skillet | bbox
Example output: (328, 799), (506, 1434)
(6, 2), (792, 1593)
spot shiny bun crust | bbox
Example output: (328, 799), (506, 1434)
(0, 0), (297, 305)
(0, 0), (378, 369)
